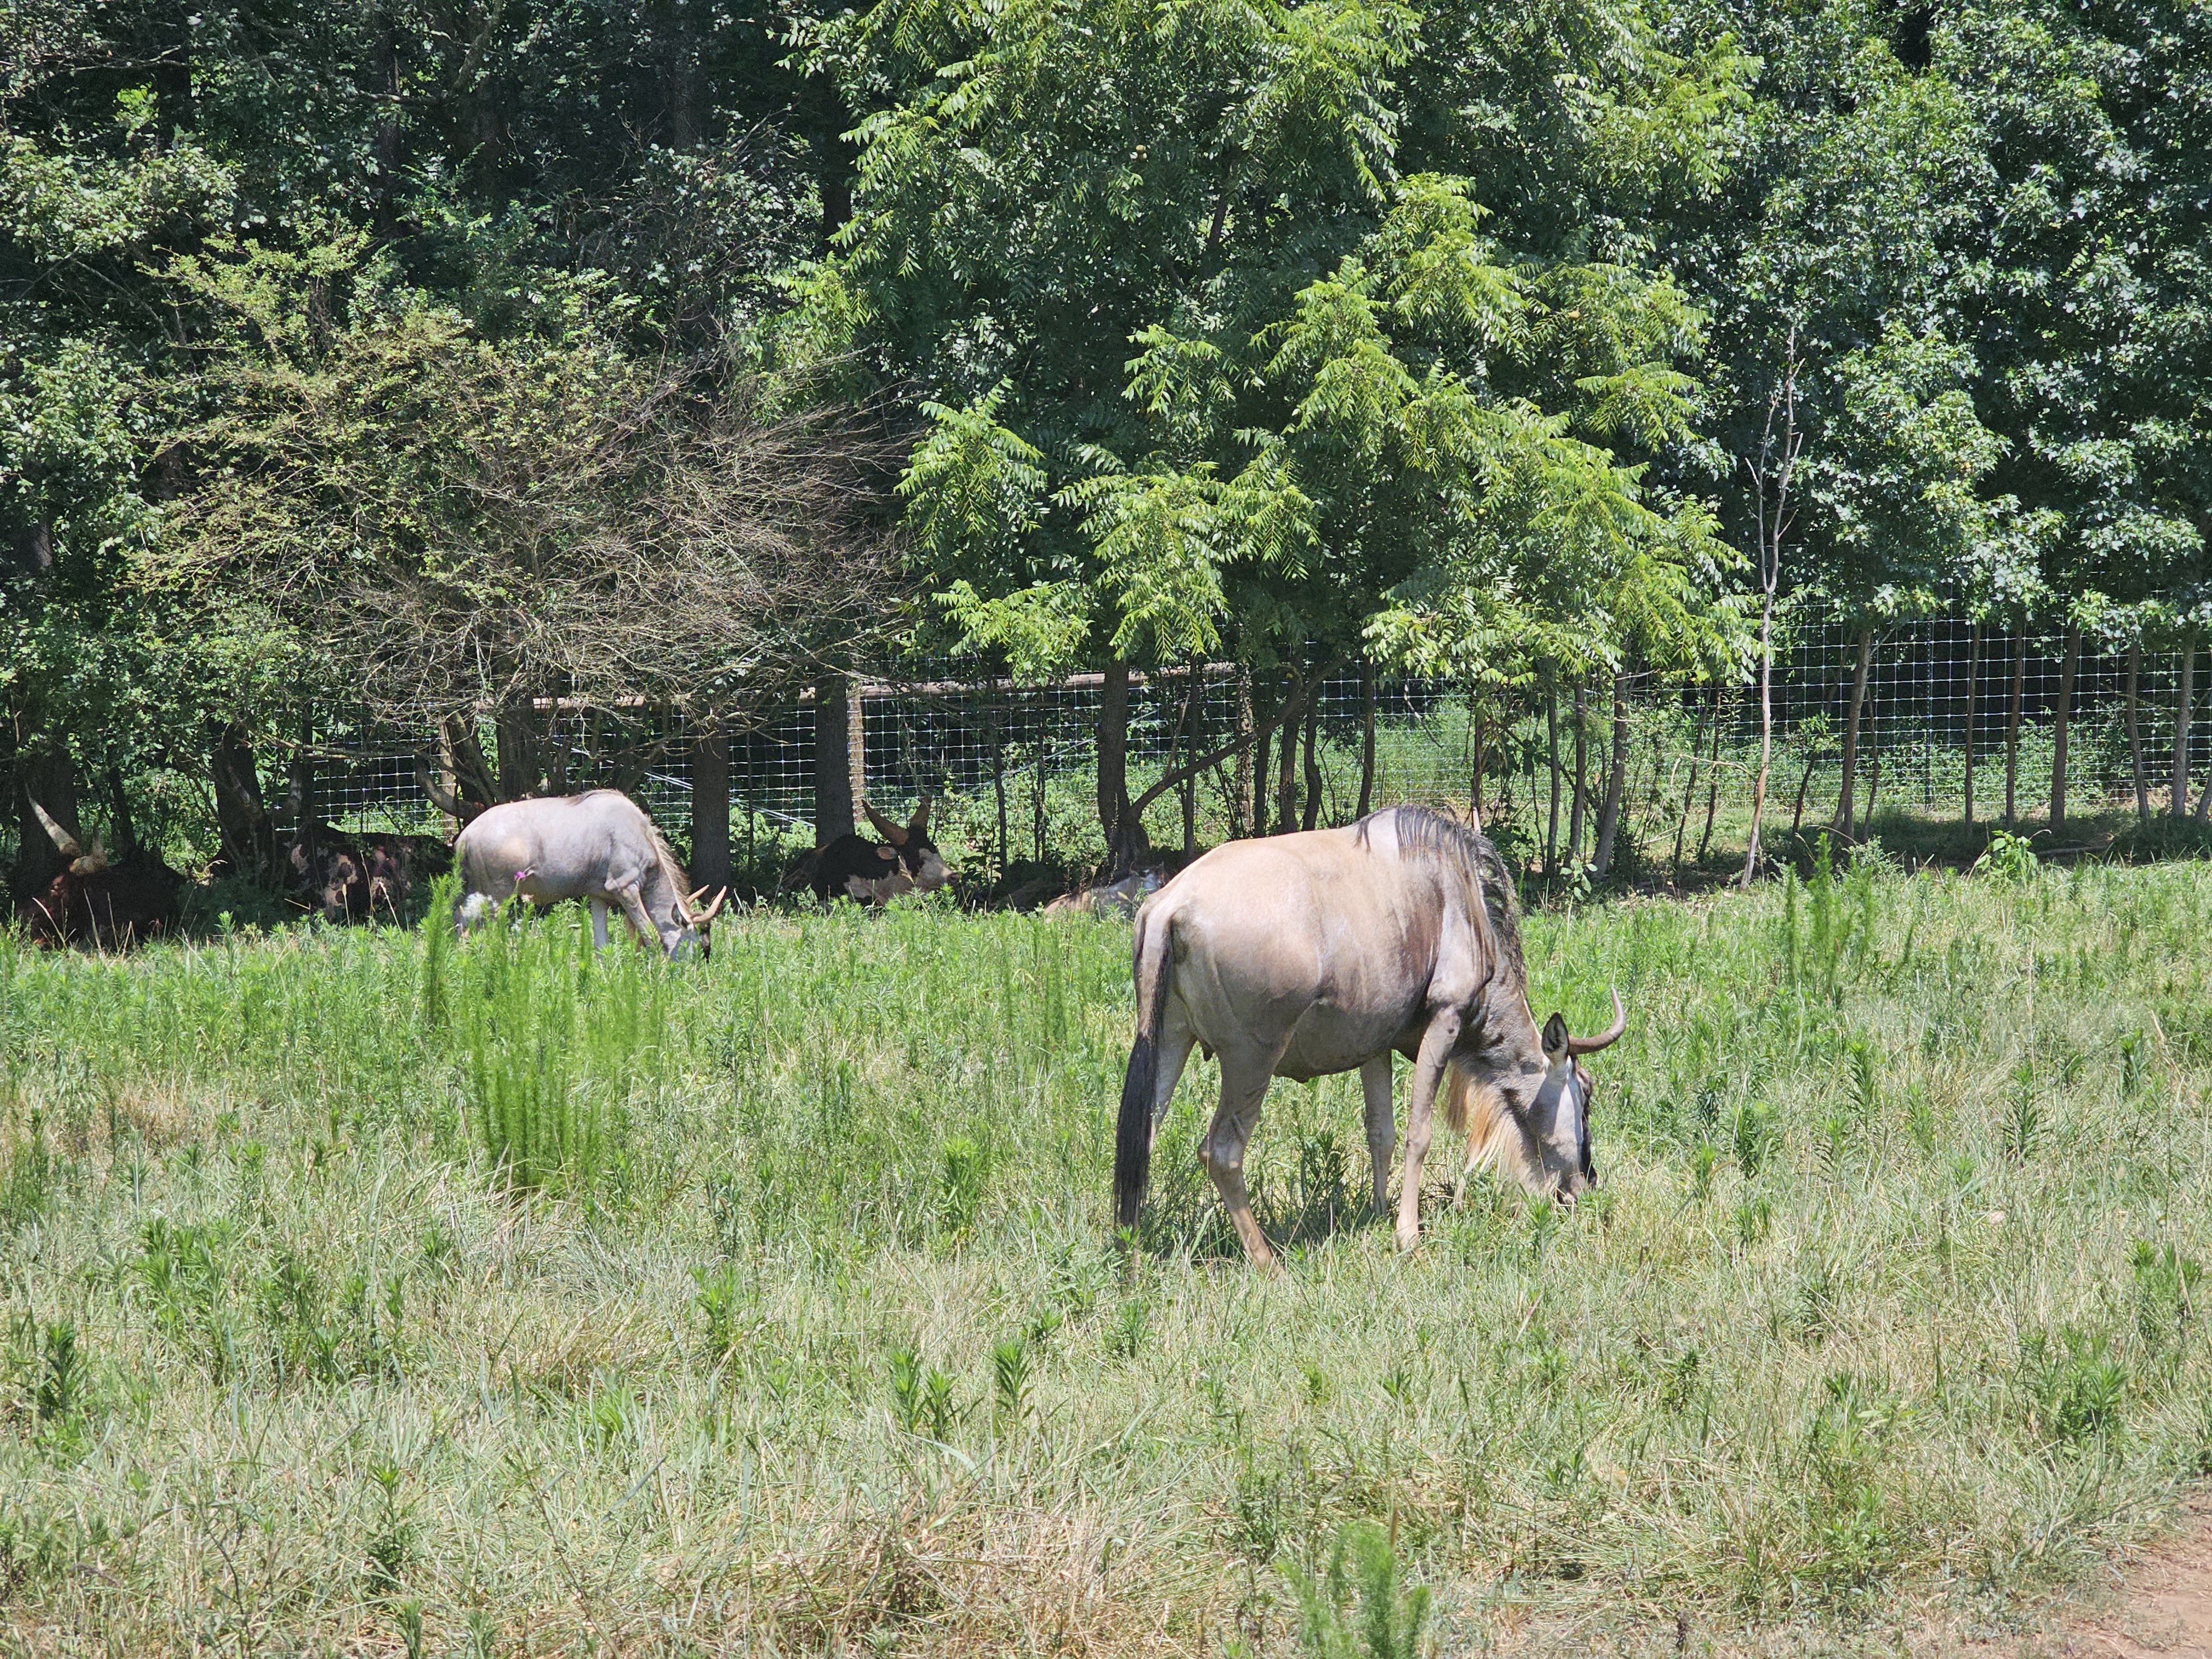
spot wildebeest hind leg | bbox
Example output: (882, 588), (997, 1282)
(1149, 1018), (1197, 1154)
(1360, 1055), (1395, 1215)
(1203, 1051), (1281, 1272)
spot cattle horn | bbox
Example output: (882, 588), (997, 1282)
(692, 886), (728, 924)
(30, 798), (81, 859)
(863, 801), (909, 847)
(1565, 988), (1627, 1056)
(910, 795), (933, 834)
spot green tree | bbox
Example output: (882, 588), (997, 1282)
(797, 0), (1750, 867)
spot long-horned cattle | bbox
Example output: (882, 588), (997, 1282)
(452, 789), (725, 958)
(1114, 806), (1625, 1269)
(802, 798), (948, 904)
(16, 800), (183, 948)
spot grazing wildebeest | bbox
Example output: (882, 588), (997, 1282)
(1113, 805), (1625, 1268)
(17, 800), (183, 948)
(453, 790), (726, 958)
(805, 799), (949, 904)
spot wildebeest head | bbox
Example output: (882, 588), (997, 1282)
(862, 797), (949, 894)
(1450, 988), (1625, 1207)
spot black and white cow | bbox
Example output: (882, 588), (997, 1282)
(808, 799), (949, 904)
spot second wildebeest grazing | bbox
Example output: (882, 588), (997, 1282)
(1114, 805), (1624, 1268)
(453, 790), (726, 958)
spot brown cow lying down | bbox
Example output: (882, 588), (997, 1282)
(286, 825), (450, 922)
(16, 801), (182, 948)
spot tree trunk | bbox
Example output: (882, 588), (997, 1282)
(1743, 594), (1777, 888)
(1250, 700), (1272, 838)
(813, 675), (855, 847)
(1274, 663), (1302, 833)
(1182, 670), (1201, 862)
(2126, 638), (2146, 824)
(105, 763), (137, 864)
(1864, 714), (1881, 827)
(1301, 693), (1323, 832)
(2005, 632), (2025, 826)
(1963, 624), (1978, 829)
(1832, 628), (1873, 839)
(1098, 654), (1138, 869)
(1698, 687), (1725, 865)
(1234, 666), (1256, 837)
(691, 723), (730, 895)
(1591, 669), (1631, 878)
(1674, 689), (1713, 873)
(1545, 680), (1562, 873)
(495, 702), (541, 801)
(991, 714), (1010, 880)
(2050, 618), (2079, 833)
(1467, 701), (1488, 832)
(2173, 637), (2195, 819)
(1357, 662), (1377, 820)
(1569, 681), (1589, 860)
(212, 724), (272, 878)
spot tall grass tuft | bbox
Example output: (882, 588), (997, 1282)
(419, 873), (458, 1033)
(1282, 1521), (1432, 1659)
(458, 900), (665, 1194)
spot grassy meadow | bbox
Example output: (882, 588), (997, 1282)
(2, 857), (2210, 1656)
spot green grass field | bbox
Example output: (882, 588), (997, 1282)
(3, 857), (2209, 1656)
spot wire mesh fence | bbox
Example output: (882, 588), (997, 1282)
(294, 615), (2210, 887)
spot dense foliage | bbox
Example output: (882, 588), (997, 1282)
(3, 0), (2208, 885)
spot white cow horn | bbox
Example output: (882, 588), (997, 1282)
(696, 886), (728, 923)
(30, 799), (82, 859)
(1566, 988), (1628, 1056)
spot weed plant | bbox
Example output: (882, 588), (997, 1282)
(0, 863), (2208, 1653)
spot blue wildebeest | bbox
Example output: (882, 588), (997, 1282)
(453, 790), (726, 958)
(1113, 805), (1624, 1269)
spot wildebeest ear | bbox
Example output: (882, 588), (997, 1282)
(1541, 1012), (1569, 1060)
(863, 802), (909, 846)
(875, 843), (897, 862)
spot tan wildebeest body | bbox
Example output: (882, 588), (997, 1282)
(1113, 806), (1623, 1267)
(453, 790), (725, 958)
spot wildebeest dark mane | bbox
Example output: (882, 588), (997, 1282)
(1356, 805), (1526, 987)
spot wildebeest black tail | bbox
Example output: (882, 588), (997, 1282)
(1114, 909), (1175, 1231)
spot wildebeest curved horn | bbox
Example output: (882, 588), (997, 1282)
(30, 798), (82, 859)
(863, 801), (909, 847)
(1566, 988), (1627, 1055)
(694, 886), (728, 923)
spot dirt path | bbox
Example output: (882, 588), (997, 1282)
(2042, 1501), (2212, 1659)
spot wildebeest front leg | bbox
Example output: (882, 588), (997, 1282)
(589, 899), (611, 949)
(612, 883), (661, 951)
(1204, 1049), (1282, 1272)
(1360, 1055), (1395, 1215)
(1396, 1010), (1462, 1251)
